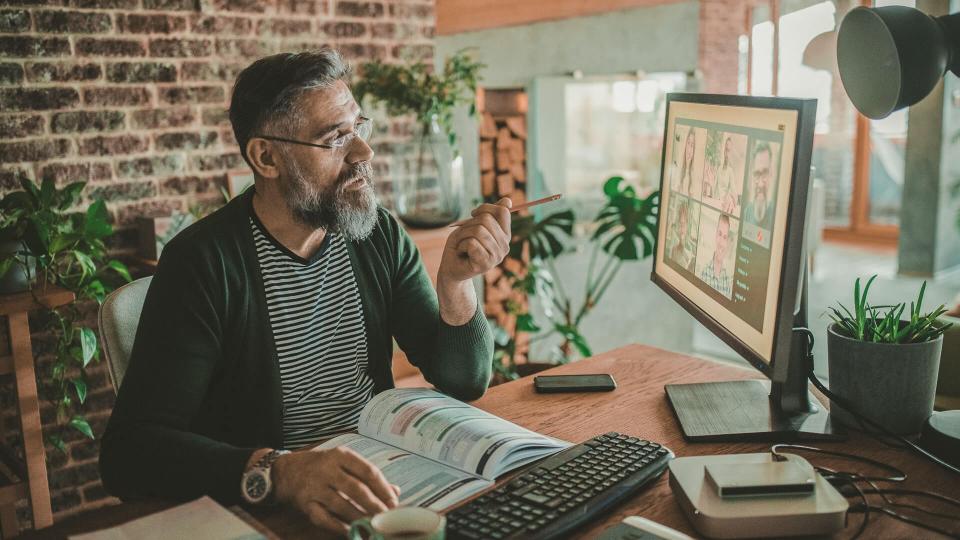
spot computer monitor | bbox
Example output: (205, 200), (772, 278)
(651, 93), (843, 441)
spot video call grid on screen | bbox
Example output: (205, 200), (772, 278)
(655, 100), (799, 364)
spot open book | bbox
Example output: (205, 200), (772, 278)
(314, 388), (570, 510)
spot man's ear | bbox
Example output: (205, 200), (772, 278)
(246, 138), (281, 179)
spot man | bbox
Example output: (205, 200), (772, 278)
(699, 214), (732, 296)
(744, 142), (775, 230)
(100, 49), (508, 535)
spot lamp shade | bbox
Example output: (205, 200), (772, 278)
(837, 6), (960, 119)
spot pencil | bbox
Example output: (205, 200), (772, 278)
(448, 194), (563, 227)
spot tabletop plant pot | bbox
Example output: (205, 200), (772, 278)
(827, 322), (943, 435)
(0, 239), (33, 294)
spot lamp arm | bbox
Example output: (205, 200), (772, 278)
(937, 11), (960, 77)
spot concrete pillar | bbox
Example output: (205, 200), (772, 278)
(898, 0), (960, 276)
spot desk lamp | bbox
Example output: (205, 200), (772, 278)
(837, 5), (960, 119)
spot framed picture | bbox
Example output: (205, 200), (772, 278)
(227, 169), (255, 199)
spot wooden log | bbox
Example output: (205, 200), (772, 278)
(505, 116), (527, 139)
(509, 163), (526, 183)
(509, 190), (526, 208)
(480, 113), (497, 139)
(495, 149), (511, 172)
(496, 127), (512, 150)
(496, 174), (514, 196)
(481, 172), (496, 197)
(507, 138), (525, 162)
(479, 141), (494, 172)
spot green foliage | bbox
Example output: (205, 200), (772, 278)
(828, 275), (951, 344)
(491, 178), (659, 374)
(352, 49), (484, 155)
(0, 177), (130, 450)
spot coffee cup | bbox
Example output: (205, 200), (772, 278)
(348, 507), (445, 540)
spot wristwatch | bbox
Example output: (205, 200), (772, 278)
(241, 449), (290, 505)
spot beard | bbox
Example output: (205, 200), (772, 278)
(281, 160), (379, 241)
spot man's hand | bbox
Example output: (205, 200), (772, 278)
(439, 198), (512, 283)
(272, 447), (400, 536)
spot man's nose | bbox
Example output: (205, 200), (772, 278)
(347, 136), (374, 164)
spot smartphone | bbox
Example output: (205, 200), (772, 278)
(534, 374), (617, 393)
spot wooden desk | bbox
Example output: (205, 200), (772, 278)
(24, 345), (959, 539)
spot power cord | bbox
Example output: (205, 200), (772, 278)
(794, 327), (960, 476)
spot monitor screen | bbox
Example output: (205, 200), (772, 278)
(653, 98), (800, 365)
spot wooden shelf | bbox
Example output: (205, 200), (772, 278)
(0, 287), (74, 316)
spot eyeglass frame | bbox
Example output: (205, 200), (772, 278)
(251, 116), (373, 150)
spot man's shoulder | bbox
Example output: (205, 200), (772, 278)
(159, 194), (250, 263)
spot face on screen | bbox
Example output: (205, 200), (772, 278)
(715, 216), (730, 259)
(752, 147), (772, 207)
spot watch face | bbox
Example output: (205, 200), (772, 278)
(245, 472), (268, 501)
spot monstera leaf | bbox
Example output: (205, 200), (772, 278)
(509, 209), (575, 261)
(592, 177), (660, 261)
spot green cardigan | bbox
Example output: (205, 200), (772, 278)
(99, 191), (493, 504)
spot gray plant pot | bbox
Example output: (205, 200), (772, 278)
(827, 323), (942, 435)
(0, 240), (33, 295)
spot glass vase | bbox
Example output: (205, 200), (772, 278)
(392, 116), (464, 228)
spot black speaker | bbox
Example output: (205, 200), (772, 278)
(837, 6), (960, 119)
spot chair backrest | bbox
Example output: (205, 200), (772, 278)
(98, 276), (152, 394)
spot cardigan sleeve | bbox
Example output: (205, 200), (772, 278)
(387, 214), (493, 400)
(99, 237), (256, 505)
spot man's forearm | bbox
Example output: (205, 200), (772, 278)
(436, 275), (478, 326)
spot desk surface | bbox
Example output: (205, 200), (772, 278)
(26, 344), (959, 539)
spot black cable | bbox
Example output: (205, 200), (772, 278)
(794, 327), (960, 476)
(863, 505), (960, 538)
(771, 444), (906, 482)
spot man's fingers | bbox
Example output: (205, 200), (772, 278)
(337, 448), (398, 508)
(320, 486), (365, 523)
(456, 224), (502, 262)
(335, 472), (389, 516)
(304, 501), (349, 536)
(470, 199), (512, 237)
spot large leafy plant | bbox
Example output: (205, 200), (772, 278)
(828, 275), (951, 344)
(352, 49), (484, 154)
(493, 177), (659, 378)
(0, 178), (130, 451)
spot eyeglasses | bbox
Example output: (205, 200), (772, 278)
(253, 116), (373, 150)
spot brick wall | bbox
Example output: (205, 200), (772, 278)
(698, 0), (747, 94)
(0, 0), (434, 527)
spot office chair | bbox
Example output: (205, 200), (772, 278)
(98, 277), (152, 394)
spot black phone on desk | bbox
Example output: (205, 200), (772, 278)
(534, 373), (617, 393)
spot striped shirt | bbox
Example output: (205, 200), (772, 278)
(251, 216), (374, 450)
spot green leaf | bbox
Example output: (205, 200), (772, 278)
(516, 313), (541, 333)
(593, 182), (659, 261)
(0, 257), (13, 278)
(47, 435), (67, 454)
(554, 324), (593, 358)
(19, 176), (40, 205)
(39, 177), (56, 208)
(79, 327), (97, 367)
(69, 416), (95, 440)
(84, 200), (112, 239)
(73, 250), (96, 278)
(509, 209), (575, 260)
(59, 182), (86, 210)
(71, 378), (87, 404)
(106, 260), (132, 282)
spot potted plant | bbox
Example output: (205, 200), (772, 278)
(0, 177), (130, 450)
(491, 177), (659, 380)
(827, 275), (952, 435)
(353, 49), (484, 228)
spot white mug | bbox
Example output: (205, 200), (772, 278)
(348, 507), (445, 540)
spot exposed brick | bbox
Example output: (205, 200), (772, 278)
(210, 0), (266, 13)
(0, 166), (33, 190)
(116, 154), (185, 179)
(336, 1), (383, 17)
(0, 10), (31, 33)
(50, 489), (81, 514)
(219, 126), (236, 145)
(0, 36), (71, 58)
(278, 0), (320, 14)
(71, 0), (141, 8)
(41, 162), (113, 184)
(51, 110), (125, 133)
(159, 174), (225, 196)
(142, 0), (196, 8)
(0, 62), (23, 85)
(158, 85), (223, 105)
(50, 462), (100, 491)
(83, 87), (151, 106)
(0, 114), (44, 138)
(155, 130), (218, 151)
(191, 152), (243, 171)
(215, 38), (271, 58)
(340, 43), (386, 61)
(130, 107), (194, 129)
(25, 62), (101, 82)
(180, 61), (244, 81)
(191, 15), (252, 35)
(388, 3), (432, 20)
(82, 483), (110, 503)
(256, 19), (311, 37)
(370, 22), (395, 39)
(392, 43), (432, 61)
(149, 38), (212, 57)
(0, 138), (71, 163)
(0, 87), (79, 111)
(324, 21), (365, 38)
(106, 62), (177, 83)
(117, 14), (186, 34)
(58, 415), (108, 443)
(200, 106), (228, 125)
(79, 134), (148, 156)
(89, 180), (157, 202)
(76, 38), (146, 57)
(35, 10), (112, 34)
(113, 198), (185, 226)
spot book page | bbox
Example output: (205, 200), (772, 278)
(315, 433), (490, 510)
(358, 388), (569, 480)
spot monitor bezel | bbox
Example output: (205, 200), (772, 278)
(651, 93), (816, 383)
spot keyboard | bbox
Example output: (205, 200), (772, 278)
(446, 432), (674, 540)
